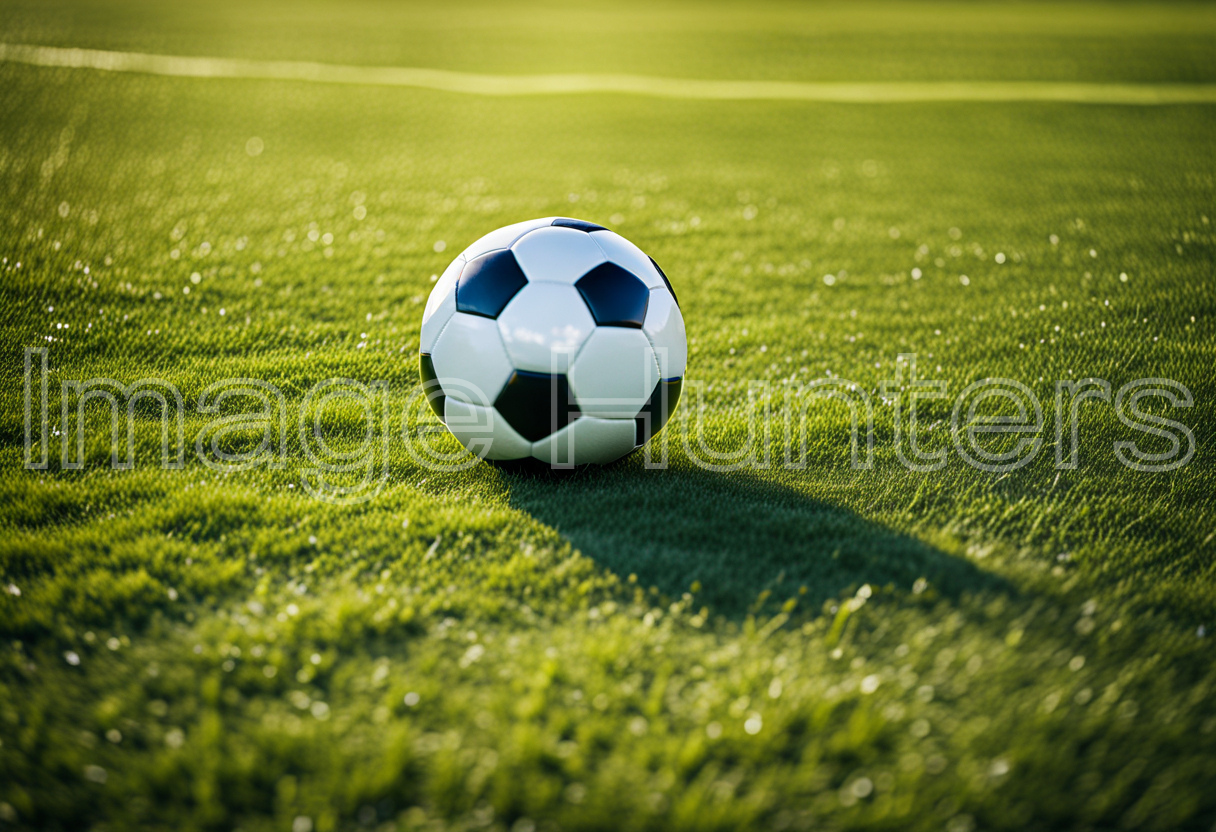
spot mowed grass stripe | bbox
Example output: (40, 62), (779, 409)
(4, 41), (1216, 104)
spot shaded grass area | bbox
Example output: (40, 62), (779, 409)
(1, 2), (1215, 829)
(503, 464), (1009, 617)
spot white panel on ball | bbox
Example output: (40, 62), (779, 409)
(460, 218), (555, 262)
(588, 230), (665, 289)
(420, 255), (464, 353)
(511, 226), (606, 284)
(430, 312), (515, 406)
(497, 283), (596, 374)
(642, 288), (687, 379)
(568, 328), (659, 418)
(444, 398), (532, 460)
(533, 416), (637, 466)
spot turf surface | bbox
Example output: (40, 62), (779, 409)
(1, 2), (1215, 830)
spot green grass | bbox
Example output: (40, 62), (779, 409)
(1, 2), (1215, 830)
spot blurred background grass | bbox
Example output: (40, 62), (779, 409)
(0, 0), (1215, 82)
(1, 2), (1214, 830)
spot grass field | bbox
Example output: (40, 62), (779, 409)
(1, 2), (1215, 830)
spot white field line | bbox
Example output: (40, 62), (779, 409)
(3, 42), (1216, 104)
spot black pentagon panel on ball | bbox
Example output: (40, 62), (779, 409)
(456, 249), (528, 318)
(551, 218), (607, 232)
(635, 378), (682, 446)
(418, 353), (446, 422)
(648, 256), (679, 307)
(494, 370), (581, 442)
(575, 262), (649, 328)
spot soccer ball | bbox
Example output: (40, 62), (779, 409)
(418, 217), (686, 466)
